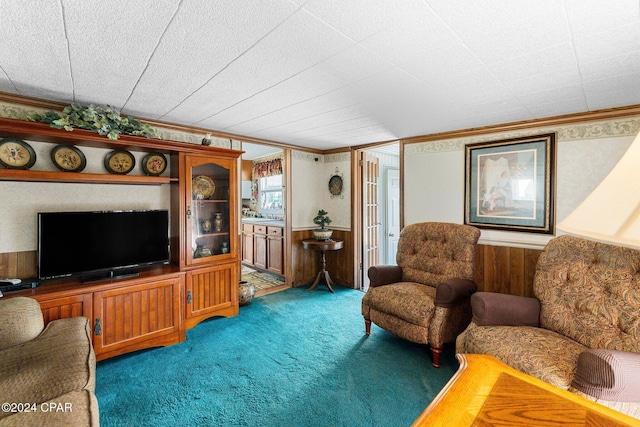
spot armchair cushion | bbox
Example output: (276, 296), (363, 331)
(471, 292), (540, 327)
(435, 279), (477, 308)
(461, 322), (587, 389)
(0, 297), (44, 351)
(571, 349), (640, 402)
(367, 265), (403, 288)
(363, 282), (437, 327)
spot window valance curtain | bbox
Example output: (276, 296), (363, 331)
(253, 158), (283, 178)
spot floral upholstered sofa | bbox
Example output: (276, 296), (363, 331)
(456, 234), (640, 419)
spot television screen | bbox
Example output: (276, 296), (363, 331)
(38, 210), (169, 280)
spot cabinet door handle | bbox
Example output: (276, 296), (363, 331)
(186, 205), (192, 219)
(187, 290), (192, 304)
(95, 318), (101, 336)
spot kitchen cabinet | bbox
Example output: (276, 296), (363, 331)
(253, 225), (268, 270)
(267, 226), (284, 275)
(242, 222), (284, 277)
(242, 224), (254, 264)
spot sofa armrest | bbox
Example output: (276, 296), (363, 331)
(571, 349), (640, 402)
(0, 297), (45, 350)
(434, 279), (477, 308)
(470, 292), (540, 327)
(367, 265), (402, 287)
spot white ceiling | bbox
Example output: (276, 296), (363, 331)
(1, 1), (640, 151)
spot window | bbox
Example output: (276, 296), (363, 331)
(259, 174), (283, 214)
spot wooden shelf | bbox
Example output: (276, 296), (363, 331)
(0, 117), (243, 156)
(0, 168), (176, 185)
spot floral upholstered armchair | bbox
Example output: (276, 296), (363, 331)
(362, 222), (481, 367)
(457, 235), (640, 419)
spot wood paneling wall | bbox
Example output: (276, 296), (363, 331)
(2, 241), (538, 297)
(474, 244), (542, 298)
(0, 250), (36, 279)
(291, 229), (353, 289)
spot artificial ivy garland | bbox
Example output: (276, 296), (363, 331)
(29, 104), (157, 140)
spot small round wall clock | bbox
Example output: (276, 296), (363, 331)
(0, 138), (37, 169)
(141, 152), (167, 176)
(104, 149), (135, 174)
(50, 144), (86, 172)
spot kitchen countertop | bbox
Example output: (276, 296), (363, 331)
(241, 218), (285, 227)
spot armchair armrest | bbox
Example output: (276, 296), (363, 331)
(367, 265), (402, 287)
(572, 349), (640, 402)
(0, 297), (45, 350)
(470, 292), (540, 327)
(434, 279), (477, 308)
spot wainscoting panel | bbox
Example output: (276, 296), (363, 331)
(0, 250), (36, 279)
(474, 244), (542, 298)
(291, 229), (354, 289)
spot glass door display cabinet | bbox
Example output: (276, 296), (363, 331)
(188, 159), (232, 264)
(179, 151), (240, 329)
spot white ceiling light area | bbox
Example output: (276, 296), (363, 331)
(1, 0), (639, 151)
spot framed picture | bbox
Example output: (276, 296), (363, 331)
(464, 133), (556, 234)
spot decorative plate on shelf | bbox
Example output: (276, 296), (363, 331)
(0, 138), (37, 170)
(104, 150), (135, 174)
(141, 152), (167, 176)
(192, 175), (215, 199)
(50, 144), (86, 172)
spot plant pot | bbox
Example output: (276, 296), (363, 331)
(313, 228), (333, 241)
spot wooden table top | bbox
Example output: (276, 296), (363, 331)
(412, 354), (640, 427)
(301, 239), (343, 251)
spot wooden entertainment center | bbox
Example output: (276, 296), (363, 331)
(0, 118), (242, 360)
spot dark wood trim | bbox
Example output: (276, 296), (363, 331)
(402, 104), (640, 145)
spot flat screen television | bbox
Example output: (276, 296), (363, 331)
(38, 210), (170, 281)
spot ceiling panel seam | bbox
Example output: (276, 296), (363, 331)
(0, 65), (19, 94)
(120, 0), (184, 112)
(59, 0), (76, 101)
(216, 78), (391, 134)
(419, 0), (531, 117)
(562, 1), (588, 111)
(159, 5), (305, 122)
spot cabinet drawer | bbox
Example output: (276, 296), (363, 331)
(254, 225), (267, 234)
(267, 226), (283, 236)
(242, 224), (254, 233)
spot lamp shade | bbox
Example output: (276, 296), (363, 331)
(557, 131), (640, 249)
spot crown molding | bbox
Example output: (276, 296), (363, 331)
(402, 104), (640, 145)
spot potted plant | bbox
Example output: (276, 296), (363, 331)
(312, 209), (333, 241)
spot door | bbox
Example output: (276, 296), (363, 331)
(183, 154), (236, 267)
(184, 263), (238, 329)
(386, 168), (400, 264)
(93, 277), (181, 357)
(361, 152), (379, 292)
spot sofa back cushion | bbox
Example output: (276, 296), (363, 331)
(397, 222), (480, 287)
(534, 235), (640, 352)
(0, 297), (44, 350)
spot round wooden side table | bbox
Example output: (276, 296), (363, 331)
(301, 239), (344, 293)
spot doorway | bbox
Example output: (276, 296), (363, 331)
(239, 142), (290, 296)
(355, 143), (400, 292)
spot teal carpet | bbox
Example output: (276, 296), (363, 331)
(96, 286), (458, 426)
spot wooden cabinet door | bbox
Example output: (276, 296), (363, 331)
(92, 276), (182, 360)
(253, 225), (267, 270)
(267, 226), (283, 275)
(242, 224), (254, 265)
(34, 294), (92, 326)
(184, 262), (238, 329)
